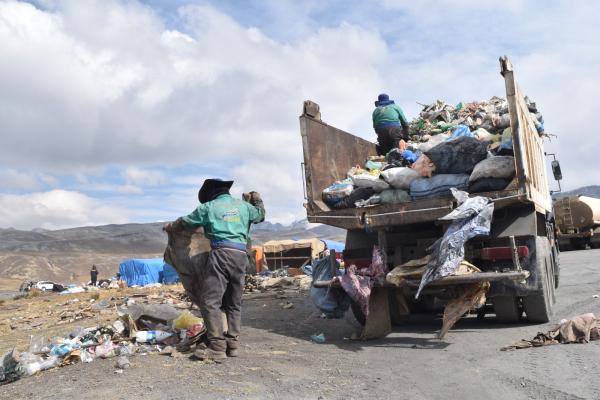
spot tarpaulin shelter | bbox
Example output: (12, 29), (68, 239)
(119, 258), (179, 286)
(262, 239), (326, 270)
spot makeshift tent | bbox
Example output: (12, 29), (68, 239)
(119, 258), (179, 286)
(262, 239), (326, 270)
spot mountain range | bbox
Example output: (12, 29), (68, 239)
(0, 220), (344, 288)
(553, 185), (600, 199)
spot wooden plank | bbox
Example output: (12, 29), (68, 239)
(500, 56), (552, 213)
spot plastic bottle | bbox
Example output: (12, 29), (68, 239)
(135, 330), (173, 343)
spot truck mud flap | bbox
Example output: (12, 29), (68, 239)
(360, 287), (392, 340)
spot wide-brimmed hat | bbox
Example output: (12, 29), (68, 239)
(198, 178), (234, 203)
(375, 93), (395, 107)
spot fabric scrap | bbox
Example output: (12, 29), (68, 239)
(501, 313), (600, 350)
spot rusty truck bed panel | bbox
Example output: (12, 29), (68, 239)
(300, 115), (376, 213)
(307, 189), (526, 230)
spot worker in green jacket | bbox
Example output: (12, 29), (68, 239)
(372, 93), (410, 155)
(169, 178), (265, 362)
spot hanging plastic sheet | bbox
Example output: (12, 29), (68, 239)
(337, 247), (387, 317)
(416, 189), (494, 298)
(309, 257), (350, 318)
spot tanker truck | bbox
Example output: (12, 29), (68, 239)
(300, 57), (562, 338)
(554, 196), (600, 250)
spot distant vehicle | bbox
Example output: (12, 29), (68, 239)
(554, 195), (600, 250)
(34, 281), (56, 291)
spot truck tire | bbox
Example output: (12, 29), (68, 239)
(492, 296), (522, 322)
(523, 237), (555, 323)
(351, 301), (366, 326)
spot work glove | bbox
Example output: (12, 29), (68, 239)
(163, 217), (185, 232)
(243, 191), (262, 206)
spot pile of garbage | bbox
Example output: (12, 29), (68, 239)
(0, 301), (205, 385)
(244, 274), (312, 293)
(322, 96), (538, 209)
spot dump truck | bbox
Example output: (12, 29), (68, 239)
(554, 196), (600, 251)
(300, 57), (562, 338)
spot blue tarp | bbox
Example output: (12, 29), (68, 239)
(119, 258), (179, 286)
(322, 240), (345, 253)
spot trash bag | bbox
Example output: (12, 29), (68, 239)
(450, 124), (473, 139)
(380, 189), (411, 204)
(469, 156), (515, 182)
(410, 174), (470, 200)
(322, 179), (354, 207)
(351, 173), (390, 192)
(469, 177), (511, 193)
(163, 225), (211, 307)
(411, 154), (436, 177)
(424, 136), (488, 174)
(310, 258), (350, 318)
(331, 187), (375, 209)
(418, 133), (450, 152)
(380, 167), (420, 189)
(416, 189), (494, 298)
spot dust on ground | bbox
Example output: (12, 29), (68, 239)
(2, 250), (600, 400)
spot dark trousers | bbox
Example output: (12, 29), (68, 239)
(375, 125), (406, 156)
(91, 274), (97, 286)
(199, 248), (248, 352)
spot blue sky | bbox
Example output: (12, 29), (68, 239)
(1, 0), (599, 229)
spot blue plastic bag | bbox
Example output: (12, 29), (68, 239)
(450, 124), (473, 138)
(309, 258), (350, 318)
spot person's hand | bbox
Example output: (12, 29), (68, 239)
(398, 139), (407, 151)
(248, 191), (262, 206)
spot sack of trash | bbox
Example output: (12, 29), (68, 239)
(410, 174), (470, 200)
(469, 156), (516, 182)
(351, 173), (389, 192)
(379, 189), (411, 204)
(424, 136), (488, 174)
(322, 179), (354, 207)
(380, 167), (420, 189)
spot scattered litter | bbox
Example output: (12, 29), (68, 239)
(310, 333), (326, 344)
(115, 356), (130, 370)
(501, 313), (600, 350)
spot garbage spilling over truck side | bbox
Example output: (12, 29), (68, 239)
(321, 96), (544, 209)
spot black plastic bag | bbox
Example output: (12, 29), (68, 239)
(425, 136), (487, 174)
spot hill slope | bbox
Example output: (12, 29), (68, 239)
(0, 220), (345, 287)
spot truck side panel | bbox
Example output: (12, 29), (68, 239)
(300, 116), (376, 213)
(501, 57), (551, 213)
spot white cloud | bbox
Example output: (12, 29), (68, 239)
(123, 167), (166, 186)
(0, 0), (599, 229)
(0, 190), (129, 230)
(0, 168), (40, 190)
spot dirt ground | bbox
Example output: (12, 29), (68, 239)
(2, 249), (600, 400)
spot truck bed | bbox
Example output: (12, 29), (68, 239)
(299, 57), (551, 231)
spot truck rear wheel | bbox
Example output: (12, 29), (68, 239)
(492, 296), (522, 322)
(523, 237), (555, 323)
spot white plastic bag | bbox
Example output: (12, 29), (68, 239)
(351, 174), (389, 192)
(380, 167), (420, 189)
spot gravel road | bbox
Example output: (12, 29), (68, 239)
(2, 249), (599, 400)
